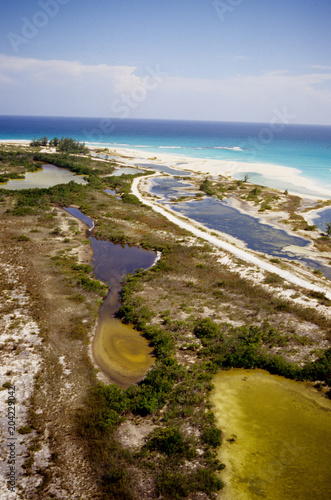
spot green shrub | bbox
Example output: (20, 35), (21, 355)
(121, 193), (141, 204)
(191, 468), (224, 495)
(18, 426), (32, 435)
(145, 427), (187, 456)
(194, 318), (221, 339)
(157, 471), (189, 499)
(77, 276), (107, 295)
(199, 178), (215, 196)
(264, 272), (283, 284)
(15, 234), (30, 241)
(202, 427), (222, 448)
(250, 187), (262, 196)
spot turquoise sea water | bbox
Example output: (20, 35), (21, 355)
(0, 116), (330, 196)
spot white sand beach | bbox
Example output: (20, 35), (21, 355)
(112, 146), (331, 200)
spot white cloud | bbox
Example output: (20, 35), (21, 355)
(311, 65), (331, 71)
(0, 54), (331, 124)
(0, 54), (141, 91)
(154, 69), (331, 123)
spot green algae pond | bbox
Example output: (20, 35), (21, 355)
(210, 369), (331, 500)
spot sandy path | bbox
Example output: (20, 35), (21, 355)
(132, 174), (331, 301)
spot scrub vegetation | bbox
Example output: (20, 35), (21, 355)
(30, 136), (88, 153)
(0, 145), (330, 499)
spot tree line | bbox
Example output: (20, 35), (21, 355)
(30, 136), (88, 153)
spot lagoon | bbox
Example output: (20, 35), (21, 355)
(0, 164), (87, 190)
(149, 177), (331, 279)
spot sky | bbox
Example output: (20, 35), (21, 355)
(1, 0), (331, 124)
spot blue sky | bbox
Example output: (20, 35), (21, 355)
(1, 0), (331, 124)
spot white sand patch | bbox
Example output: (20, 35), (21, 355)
(116, 421), (156, 451)
(0, 264), (43, 498)
(58, 356), (72, 377)
(283, 244), (331, 260)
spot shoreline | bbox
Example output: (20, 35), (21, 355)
(107, 146), (331, 201)
(1, 139), (331, 200)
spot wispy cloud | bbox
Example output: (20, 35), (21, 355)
(0, 54), (331, 124)
(0, 54), (141, 93)
(216, 54), (250, 61)
(311, 65), (331, 71)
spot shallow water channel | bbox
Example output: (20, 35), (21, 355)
(150, 177), (331, 279)
(64, 207), (157, 387)
(137, 162), (192, 176)
(211, 369), (331, 500)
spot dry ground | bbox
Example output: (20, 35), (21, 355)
(0, 203), (104, 499)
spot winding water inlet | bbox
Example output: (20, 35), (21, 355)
(64, 207), (157, 387)
(132, 175), (331, 299)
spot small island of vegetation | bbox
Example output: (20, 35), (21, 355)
(30, 135), (88, 153)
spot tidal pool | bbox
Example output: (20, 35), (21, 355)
(137, 162), (192, 176)
(112, 166), (145, 176)
(210, 369), (331, 500)
(0, 164), (87, 189)
(149, 177), (197, 201)
(304, 207), (331, 233)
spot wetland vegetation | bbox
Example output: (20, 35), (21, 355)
(0, 143), (330, 499)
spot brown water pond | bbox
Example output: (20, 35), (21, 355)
(90, 236), (157, 387)
(64, 207), (157, 387)
(210, 369), (331, 500)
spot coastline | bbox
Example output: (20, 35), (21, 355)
(110, 146), (331, 200)
(2, 139), (331, 200)
(1, 136), (331, 498)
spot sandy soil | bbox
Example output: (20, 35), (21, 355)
(0, 207), (103, 499)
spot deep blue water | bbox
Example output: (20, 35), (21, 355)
(171, 198), (331, 279)
(0, 116), (330, 195)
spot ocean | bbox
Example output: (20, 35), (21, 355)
(0, 115), (330, 197)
